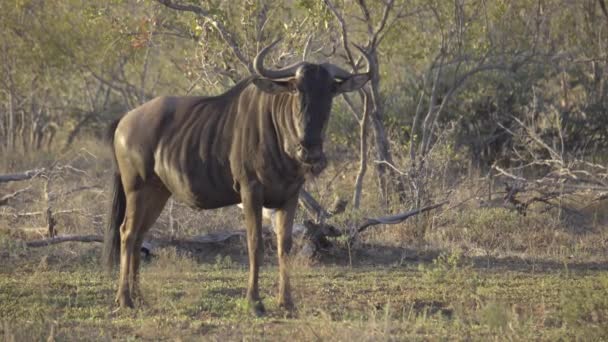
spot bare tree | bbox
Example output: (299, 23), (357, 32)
(401, 0), (541, 209)
(323, 0), (412, 206)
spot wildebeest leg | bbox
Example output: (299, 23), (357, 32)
(116, 182), (168, 308)
(240, 183), (265, 315)
(129, 184), (170, 301)
(115, 190), (140, 308)
(275, 194), (297, 310)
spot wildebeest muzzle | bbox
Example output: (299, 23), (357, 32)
(296, 143), (327, 175)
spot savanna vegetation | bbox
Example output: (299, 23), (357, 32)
(1, 0), (607, 340)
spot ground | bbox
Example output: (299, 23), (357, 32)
(0, 240), (606, 341)
(1, 145), (607, 341)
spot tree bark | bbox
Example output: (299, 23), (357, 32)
(353, 91), (370, 209)
(368, 49), (406, 204)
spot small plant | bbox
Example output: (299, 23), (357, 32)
(419, 251), (465, 283)
(213, 254), (235, 270)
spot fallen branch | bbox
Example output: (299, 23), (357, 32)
(23, 222), (339, 259)
(0, 209), (88, 218)
(356, 201), (448, 234)
(23, 233), (237, 249)
(0, 187), (31, 206)
(0, 169), (45, 184)
(26, 234), (103, 247)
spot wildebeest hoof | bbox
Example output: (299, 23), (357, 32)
(115, 295), (134, 309)
(250, 301), (266, 317)
(131, 287), (143, 301)
(121, 299), (134, 309)
(279, 301), (295, 312)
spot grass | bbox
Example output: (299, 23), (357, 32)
(2, 140), (608, 340)
(0, 242), (607, 341)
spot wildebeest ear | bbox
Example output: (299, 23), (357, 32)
(253, 78), (294, 94)
(334, 74), (371, 94)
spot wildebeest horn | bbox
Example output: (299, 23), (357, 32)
(321, 44), (371, 80)
(321, 64), (355, 80)
(254, 38), (307, 80)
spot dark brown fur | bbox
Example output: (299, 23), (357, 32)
(103, 49), (370, 314)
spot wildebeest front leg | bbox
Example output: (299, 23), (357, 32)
(275, 194), (297, 310)
(240, 183), (265, 315)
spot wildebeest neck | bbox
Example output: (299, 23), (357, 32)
(228, 80), (307, 187)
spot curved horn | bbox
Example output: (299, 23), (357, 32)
(322, 44), (372, 80)
(321, 63), (355, 80)
(254, 38), (306, 79)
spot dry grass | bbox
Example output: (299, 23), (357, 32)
(1, 138), (607, 340)
(1, 242), (607, 341)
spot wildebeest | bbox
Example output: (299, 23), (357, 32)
(103, 39), (370, 315)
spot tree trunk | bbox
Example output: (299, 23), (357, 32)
(368, 50), (406, 205)
(64, 112), (95, 150)
(353, 91), (370, 209)
(7, 91), (15, 151)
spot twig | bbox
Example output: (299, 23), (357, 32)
(155, 0), (253, 72)
(373, 160), (407, 176)
(492, 165), (528, 182)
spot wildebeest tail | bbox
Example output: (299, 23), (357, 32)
(102, 119), (125, 271)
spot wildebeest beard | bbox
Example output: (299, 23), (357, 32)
(302, 154), (328, 179)
(292, 104), (329, 178)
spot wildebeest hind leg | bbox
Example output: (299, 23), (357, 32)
(116, 181), (169, 308)
(130, 184), (170, 302)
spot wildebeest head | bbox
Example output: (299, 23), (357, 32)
(252, 39), (370, 175)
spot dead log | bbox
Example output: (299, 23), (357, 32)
(21, 222), (339, 260)
(26, 234), (103, 247)
(299, 189), (331, 223)
(21, 200), (445, 261)
(0, 168), (45, 183)
(23, 233), (239, 250)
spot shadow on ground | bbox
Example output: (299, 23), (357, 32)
(141, 234), (608, 274)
